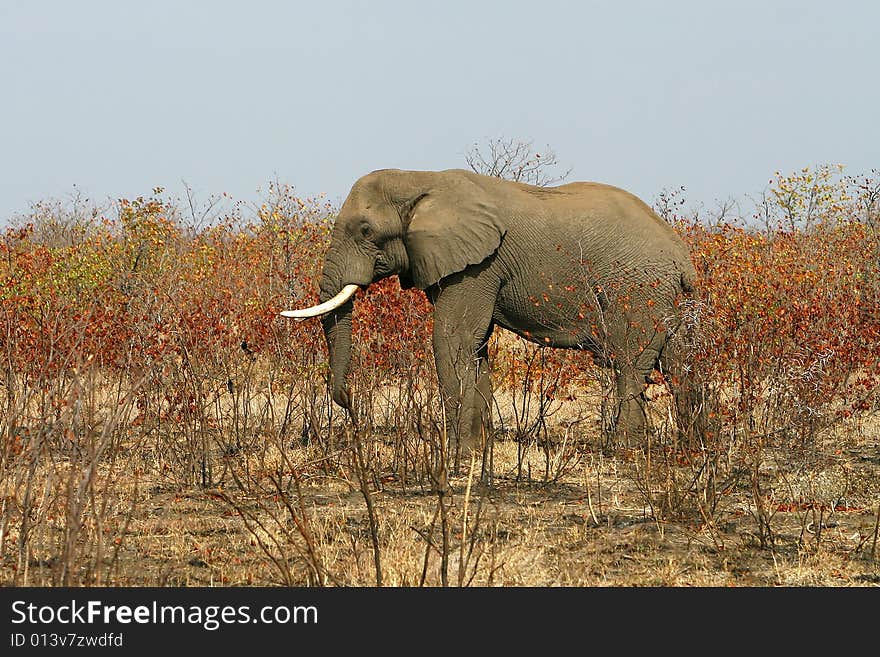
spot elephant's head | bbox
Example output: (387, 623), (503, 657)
(281, 169), (507, 409)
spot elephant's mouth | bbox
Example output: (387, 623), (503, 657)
(372, 255), (396, 281)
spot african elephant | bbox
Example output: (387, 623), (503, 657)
(283, 168), (698, 460)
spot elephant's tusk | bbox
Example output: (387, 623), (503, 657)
(279, 284), (359, 322)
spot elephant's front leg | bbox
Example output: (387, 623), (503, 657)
(433, 323), (494, 468)
(430, 274), (498, 468)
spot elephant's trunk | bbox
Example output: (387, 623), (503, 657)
(317, 260), (359, 411)
(280, 234), (373, 411)
(321, 301), (354, 411)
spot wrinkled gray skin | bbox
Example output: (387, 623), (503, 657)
(314, 169), (697, 459)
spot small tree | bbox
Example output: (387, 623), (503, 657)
(764, 164), (851, 231)
(465, 137), (571, 187)
(845, 168), (880, 229)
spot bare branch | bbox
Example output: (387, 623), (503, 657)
(465, 137), (572, 187)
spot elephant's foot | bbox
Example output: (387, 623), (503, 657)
(444, 401), (492, 473)
(609, 398), (649, 449)
(446, 426), (494, 476)
(447, 435), (478, 474)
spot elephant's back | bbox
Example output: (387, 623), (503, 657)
(538, 182), (680, 237)
(510, 183), (692, 270)
(494, 182), (695, 323)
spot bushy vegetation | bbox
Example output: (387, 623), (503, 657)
(1, 166), (878, 586)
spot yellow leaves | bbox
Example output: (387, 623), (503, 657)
(768, 163), (853, 229)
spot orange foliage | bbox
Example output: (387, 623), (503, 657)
(1, 184), (878, 430)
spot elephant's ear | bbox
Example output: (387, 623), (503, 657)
(403, 178), (506, 290)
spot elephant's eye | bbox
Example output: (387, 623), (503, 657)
(360, 222), (373, 238)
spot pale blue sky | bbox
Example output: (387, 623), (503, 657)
(1, 1), (877, 221)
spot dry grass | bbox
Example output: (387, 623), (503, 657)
(3, 380), (877, 588)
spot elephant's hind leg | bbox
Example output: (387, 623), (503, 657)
(613, 366), (649, 447)
(611, 330), (667, 448)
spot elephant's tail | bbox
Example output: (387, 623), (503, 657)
(679, 264), (697, 297)
(663, 263), (717, 448)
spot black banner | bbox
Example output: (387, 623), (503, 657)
(0, 586), (868, 652)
